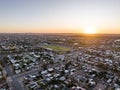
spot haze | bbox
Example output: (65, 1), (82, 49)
(0, 0), (120, 34)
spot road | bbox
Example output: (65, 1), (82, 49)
(4, 64), (25, 90)
(1, 54), (42, 90)
(1, 55), (25, 90)
(14, 68), (40, 78)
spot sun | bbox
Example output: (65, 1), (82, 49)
(84, 27), (96, 34)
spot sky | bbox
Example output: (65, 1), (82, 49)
(0, 0), (120, 34)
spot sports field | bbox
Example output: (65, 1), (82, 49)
(44, 45), (70, 51)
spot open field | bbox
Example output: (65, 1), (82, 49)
(43, 45), (70, 52)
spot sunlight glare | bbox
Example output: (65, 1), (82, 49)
(84, 27), (96, 34)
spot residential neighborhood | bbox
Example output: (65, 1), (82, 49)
(0, 34), (120, 90)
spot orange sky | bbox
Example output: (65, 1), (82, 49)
(0, 0), (120, 34)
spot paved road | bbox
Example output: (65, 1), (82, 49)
(1, 55), (25, 90)
(1, 54), (41, 90)
(5, 65), (25, 90)
(14, 68), (40, 78)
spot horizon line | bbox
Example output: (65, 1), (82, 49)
(0, 32), (120, 35)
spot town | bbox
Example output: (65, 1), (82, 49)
(0, 33), (120, 90)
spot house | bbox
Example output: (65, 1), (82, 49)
(0, 71), (3, 79)
(48, 68), (54, 73)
